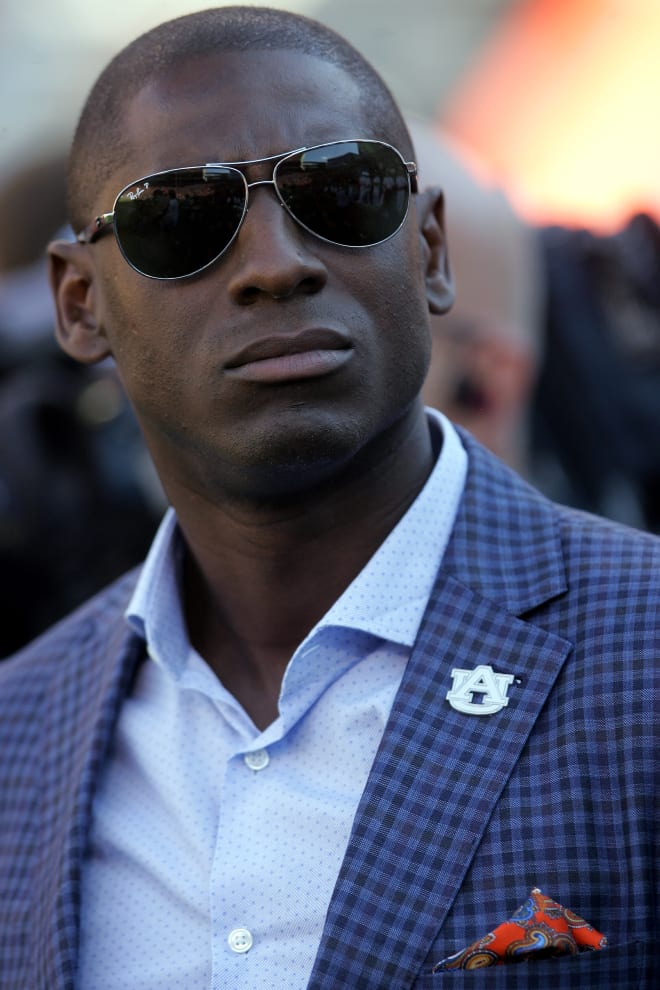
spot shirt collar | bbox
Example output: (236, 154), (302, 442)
(310, 409), (466, 648)
(126, 409), (467, 675)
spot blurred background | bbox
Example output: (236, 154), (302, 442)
(1, 0), (659, 653)
(4, 0), (660, 228)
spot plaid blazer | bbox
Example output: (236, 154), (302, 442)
(1, 433), (657, 988)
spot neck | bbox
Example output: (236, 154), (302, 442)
(172, 405), (436, 726)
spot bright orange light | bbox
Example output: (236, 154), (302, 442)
(444, 0), (660, 230)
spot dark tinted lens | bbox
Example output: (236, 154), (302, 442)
(114, 167), (246, 278)
(274, 141), (411, 247)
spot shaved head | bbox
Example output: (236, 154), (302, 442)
(67, 5), (413, 232)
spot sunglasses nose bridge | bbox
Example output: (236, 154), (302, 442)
(243, 177), (288, 222)
(246, 178), (276, 190)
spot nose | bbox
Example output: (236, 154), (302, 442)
(226, 184), (328, 305)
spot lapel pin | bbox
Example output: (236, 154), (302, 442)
(446, 664), (515, 715)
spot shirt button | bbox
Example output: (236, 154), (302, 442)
(244, 749), (269, 771)
(228, 927), (253, 953)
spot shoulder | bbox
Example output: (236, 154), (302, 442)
(554, 500), (660, 580)
(462, 427), (660, 555)
(455, 428), (660, 614)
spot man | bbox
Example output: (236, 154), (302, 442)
(0, 7), (657, 988)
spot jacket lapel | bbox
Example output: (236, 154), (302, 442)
(29, 575), (143, 990)
(309, 435), (573, 988)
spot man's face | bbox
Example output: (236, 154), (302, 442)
(84, 50), (437, 502)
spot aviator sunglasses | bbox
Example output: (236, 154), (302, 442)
(77, 139), (418, 280)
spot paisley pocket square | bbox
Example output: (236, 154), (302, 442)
(433, 888), (607, 971)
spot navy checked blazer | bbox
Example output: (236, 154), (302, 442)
(0, 432), (658, 988)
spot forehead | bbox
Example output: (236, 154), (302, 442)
(117, 50), (377, 182)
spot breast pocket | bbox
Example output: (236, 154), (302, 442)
(411, 940), (654, 989)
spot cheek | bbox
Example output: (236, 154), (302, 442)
(355, 244), (432, 393)
(387, 316), (432, 403)
(94, 273), (199, 414)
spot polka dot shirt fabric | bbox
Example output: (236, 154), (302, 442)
(76, 410), (467, 990)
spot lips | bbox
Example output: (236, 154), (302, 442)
(224, 328), (353, 383)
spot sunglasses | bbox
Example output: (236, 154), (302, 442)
(76, 139), (418, 280)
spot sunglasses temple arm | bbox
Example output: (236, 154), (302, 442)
(406, 162), (418, 194)
(77, 212), (115, 244)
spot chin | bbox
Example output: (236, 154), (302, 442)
(206, 420), (372, 504)
(239, 441), (361, 501)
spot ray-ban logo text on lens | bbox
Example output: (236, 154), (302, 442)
(127, 184), (150, 200)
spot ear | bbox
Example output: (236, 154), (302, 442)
(47, 238), (112, 364)
(416, 186), (454, 315)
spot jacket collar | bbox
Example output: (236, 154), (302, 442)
(445, 428), (567, 615)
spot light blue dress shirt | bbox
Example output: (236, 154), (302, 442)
(76, 410), (467, 990)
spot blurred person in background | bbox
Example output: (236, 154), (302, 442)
(410, 119), (544, 478)
(0, 149), (162, 655)
(0, 150), (69, 369)
(533, 214), (660, 532)
(412, 121), (660, 534)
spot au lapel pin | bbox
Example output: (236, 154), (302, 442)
(446, 664), (515, 715)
